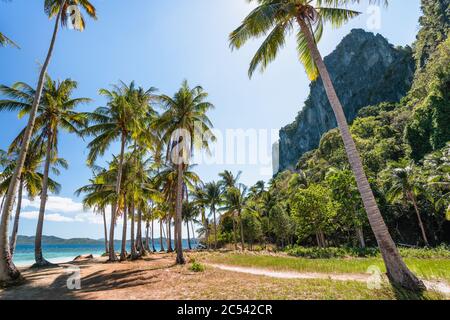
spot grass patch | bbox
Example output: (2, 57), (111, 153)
(190, 261), (206, 272)
(199, 251), (450, 282)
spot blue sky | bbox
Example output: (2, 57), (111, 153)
(0, 0), (422, 239)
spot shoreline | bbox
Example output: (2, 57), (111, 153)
(14, 254), (103, 268)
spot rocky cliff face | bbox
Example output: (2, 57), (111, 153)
(277, 29), (415, 172)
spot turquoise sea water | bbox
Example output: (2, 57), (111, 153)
(13, 240), (198, 266)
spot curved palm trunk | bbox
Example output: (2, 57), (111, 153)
(298, 18), (424, 291)
(159, 219), (165, 252)
(120, 204), (128, 261)
(175, 163), (185, 264)
(9, 178), (23, 257)
(102, 209), (109, 254)
(34, 130), (55, 267)
(408, 192), (429, 246)
(0, 1), (66, 284)
(110, 134), (126, 262)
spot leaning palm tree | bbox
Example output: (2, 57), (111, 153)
(230, 0), (423, 291)
(204, 181), (223, 249)
(157, 80), (215, 264)
(386, 165), (429, 247)
(0, 77), (90, 266)
(0, 0), (96, 282)
(0, 144), (63, 257)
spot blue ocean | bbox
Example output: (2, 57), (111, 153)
(13, 240), (198, 266)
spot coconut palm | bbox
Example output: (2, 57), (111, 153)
(219, 170), (242, 191)
(83, 81), (156, 261)
(0, 0), (96, 282)
(157, 80), (215, 264)
(386, 165), (429, 247)
(0, 77), (90, 266)
(191, 184), (210, 248)
(221, 185), (248, 250)
(0, 144), (63, 256)
(204, 181), (223, 249)
(230, 0), (423, 291)
(182, 201), (198, 250)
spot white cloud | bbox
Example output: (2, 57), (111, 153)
(22, 196), (84, 213)
(21, 211), (75, 223)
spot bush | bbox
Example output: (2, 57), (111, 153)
(285, 245), (450, 259)
(190, 261), (205, 272)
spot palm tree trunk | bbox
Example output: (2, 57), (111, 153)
(9, 178), (23, 257)
(110, 133), (126, 262)
(213, 207), (218, 249)
(175, 163), (185, 264)
(232, 214), (238, 251)
(298, 18), (424, 291)
(0, 1), (66, 283)
(136, 209), (145, 255)
(186, 221), (191, 250)
(190, 221), (196, 249)
(408, 192), (429, 246)
(145, 221), (150, 251)
(151, 218), (156, 252)
(239, 212), (245, 251)
(356, 227), (366, 249)
(130, 202), (137, 260)
(120, 203), (128, 261)
(108, 204), (116, 261)
(159, 219), (165, 252)
(34, 130), (55, 267)
(102, 209), (109, 254)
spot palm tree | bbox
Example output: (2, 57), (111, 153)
(230, 0), (423, 291)
(386, 165), (429, 246)
(222, 185), (248, 250)
(182, 201), (198, 250)
(83, 81), (154, 261)
(0, 0), (96, 282)
(204, 181), (222, 249)
(75, 166), (116, 255)
(191, 184), (210, 248)
(219, 170), (242, 190)
(0, 144), (62, 256)
(0, 77), (90, 266)
(0, 32), (19, 48)
(157, 80), (215, 264)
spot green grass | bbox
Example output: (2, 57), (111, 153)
(200, 252), (450, 282)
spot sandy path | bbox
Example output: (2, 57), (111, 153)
(206, 263), (450, 295)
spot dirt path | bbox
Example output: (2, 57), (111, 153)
(206, 263), (450, 295)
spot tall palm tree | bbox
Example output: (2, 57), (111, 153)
(83, 81), (155, 261)
(222, 185), (248, 250)
(219, 170), (242, 190)
(204, 181), (222, 249)
(230, 0), (423, 291)
(0, 0), (96, 282)
(0, 77), (90, 266)
(386, 165), (429, 246)
(157, 80), (215, 264)
(0, 144), (62, 256)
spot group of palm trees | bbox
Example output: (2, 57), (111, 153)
(0, 0), (425, 291)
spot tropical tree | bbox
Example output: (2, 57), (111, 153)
(0, 144), (62, 256)
(204, 181), (222, 249)
(157, 80), (215, 264)
(83, 81), (154, 261)
(191, 184), (210, 248)
(182, 201), (197, 250)
(385, 164), (430, 246)
(221, 185), (248, 250)
(0, 0), (96, 282)
(0, 77), (90, 266)
(230, 0), (424, 290)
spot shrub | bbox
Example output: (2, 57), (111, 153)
(190, 261), (205, 272)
